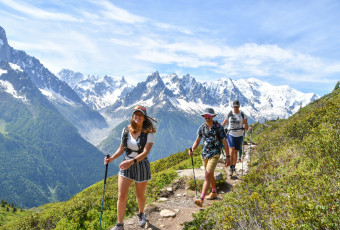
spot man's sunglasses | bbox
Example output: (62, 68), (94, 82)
(204, 114), (212, 118)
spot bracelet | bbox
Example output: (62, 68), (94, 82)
(133, 158), (137, 164)
(226, 155), (230, 158)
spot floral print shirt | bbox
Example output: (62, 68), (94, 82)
(197, 121), (227, 159)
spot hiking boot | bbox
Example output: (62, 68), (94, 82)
(206, 192), (218, 200)
(233, 168), (239, 176)
(112, 223), (124, 230)
(194, 199), (203, 207)
(229, 167), (233, 176)
(137, 212), (147, 227)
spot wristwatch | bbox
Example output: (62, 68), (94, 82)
(226, 155), (230, 158)
(133, 158), (137, 164)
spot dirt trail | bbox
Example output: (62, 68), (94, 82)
(119, 145), (253, 230)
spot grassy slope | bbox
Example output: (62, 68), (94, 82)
(0, 203), (31, 228)
(1, 147), (203, 229)
(184, 89), (340, 229)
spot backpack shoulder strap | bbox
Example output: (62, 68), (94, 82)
(214, 121), (222, 142)
(241, 111), (245, 119)
(122, 126), (129, 150)
(137, 132), (148, 153)
(201, 123), (206, 138)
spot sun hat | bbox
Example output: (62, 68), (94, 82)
(200, 108), (217, 117)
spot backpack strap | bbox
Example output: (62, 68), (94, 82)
(123, 126), (148, 155)
(214, 121), (221, 142)
(122, 126), (129, 151)
(137, 132), (147, 153)
(240, 111), (245, 120)
(201, 123), (205, 138)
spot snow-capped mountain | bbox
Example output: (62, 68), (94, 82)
(102, 71), (319, 123)
(57, 69), (84, 89)
(57, 69), (133, 111)
(0, 26), (107, 139)
(57, 69), (319, 160)
(0, 61), (54, 108)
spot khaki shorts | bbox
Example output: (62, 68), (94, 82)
(201, 154), (220, 171)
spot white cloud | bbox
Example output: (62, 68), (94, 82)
(93, 0), (147, 24)
(0, 0), (82, 21)
(1, 0), (339, 95)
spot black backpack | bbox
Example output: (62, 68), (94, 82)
(122, 126), (147, 155)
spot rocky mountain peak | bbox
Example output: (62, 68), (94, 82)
(0, 26), (8, 45)
(0, 26), (11, 61)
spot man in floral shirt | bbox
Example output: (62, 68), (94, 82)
(188, 108), (229, 207)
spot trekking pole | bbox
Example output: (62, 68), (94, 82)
(190, 148), (198, 198)
(99, 154), (110, 230)
(242, 130), (245, 176)
(249, 131), (252, 163)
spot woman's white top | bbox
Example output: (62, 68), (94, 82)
(122, 128), (154, 157)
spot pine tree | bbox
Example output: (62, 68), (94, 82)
(1, 199), (5, 207)
(13, 206), (17, 213)
(6, 207), (9, 212)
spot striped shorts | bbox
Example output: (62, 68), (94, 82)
(118, 156), (151, 183)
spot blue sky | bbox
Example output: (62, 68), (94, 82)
(0, 0), (339, 96)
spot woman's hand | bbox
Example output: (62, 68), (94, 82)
(188, 148), (193, 157)
(104, 156), (112, 165)
(119, 159), (134, 170)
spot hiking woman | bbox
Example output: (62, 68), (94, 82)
(188, 108), (229, 207)
(105, 105), (157, 230)
(222, 100), (248, 176)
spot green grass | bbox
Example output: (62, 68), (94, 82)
(0, 202), (32, 229)
(184, 89), (340, 230)
(1, 147), (204, 229)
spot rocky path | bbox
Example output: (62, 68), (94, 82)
(120, 145), (253, 230)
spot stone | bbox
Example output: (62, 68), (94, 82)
(215, 173), (223, 181)
(176, 169), (223, 181)
(166, 187), (173, 192)
(159, 197), (168, 201)
(160, 209), (176, 218)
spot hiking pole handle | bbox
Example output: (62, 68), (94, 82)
(189, 147), (193, 159)
(104, 154), (110, 184)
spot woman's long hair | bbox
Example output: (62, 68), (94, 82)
(129, 114), (157, 134)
